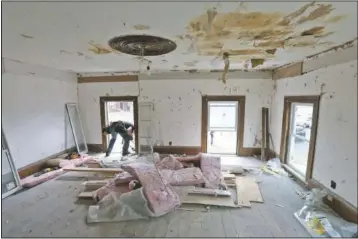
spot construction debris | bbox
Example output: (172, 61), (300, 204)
(67, 152), (266, 223)
(260, 158), (288, 177)
(294, 189), (358, 237)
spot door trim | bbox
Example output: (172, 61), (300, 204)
(201, 95), (245, 155)
(99, 96), (139, 153)
(279, 95), (320, 182)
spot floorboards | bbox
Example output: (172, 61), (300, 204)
(2, 160), (310, 238)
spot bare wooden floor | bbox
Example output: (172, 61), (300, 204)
(2, 166), (310, 237)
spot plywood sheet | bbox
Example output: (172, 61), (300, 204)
(182, 194), (238, 208)
(236, 176), (263, 207)
(187, 188), (231, 197)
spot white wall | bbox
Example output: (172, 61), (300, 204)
(2, 58), (78, 169)
(78, 71), (274, 148)
(270, 60), (357, 207)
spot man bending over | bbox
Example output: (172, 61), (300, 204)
(102, 120), (135, 157)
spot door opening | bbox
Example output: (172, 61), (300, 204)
(286, 103), (314, 177)
(280, 96), (320, 182)
(100, 97), (138, 155)
(207, 101), (238, 155)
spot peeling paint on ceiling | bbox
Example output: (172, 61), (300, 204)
(2, 1), (357, 73)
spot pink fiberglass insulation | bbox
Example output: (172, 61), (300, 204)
(160, 167), (206, 186)
(199, 153), (221, 188)
(21, 168), (64, 188)
(156, 155), (184, 170)
(94, 171), (136, 201)
(121, 163), (180, 216)
(21, 155), (94, 188)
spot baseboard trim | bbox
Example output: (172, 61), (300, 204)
(87, 144), (103, 153)
(308, 178), (358, 224)
(17, 146), (76, 179)
(151, 146), (263, 157)
(153, 146), (201, 155)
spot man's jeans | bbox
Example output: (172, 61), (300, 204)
(106, 133), (133, 156)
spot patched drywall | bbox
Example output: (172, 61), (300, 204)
(2, 58), (78, 169)
(78, 72), (274, 148)
(270, 60), (357, 207)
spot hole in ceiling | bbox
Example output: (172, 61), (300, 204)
(108, 35), (177, 56)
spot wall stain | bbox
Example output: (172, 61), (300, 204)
(297, 4), (334, 24)
(253, 134), (261, 146)
(133, 24), (150, 30)
(251, 59), (265, 68)
(184, 2), (342, 63)
(88, 42), (112, 54)
(320, 83), (326, 93)
(60, 50), (72, 55)
(28, 72), (35, 75)
(93, 97), (97, 103)
(301, 26), (325, 36)
(106, 93), (110, 96)
(21, 34), (34, 39)
(77, 52), (84, 56)
(325, 15), (347, 23)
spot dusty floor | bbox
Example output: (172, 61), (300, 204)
(2, 157), (310, 237)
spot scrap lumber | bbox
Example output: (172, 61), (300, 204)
(181, 194), (238, 208)
(83, 180), (108, 190)
(222, 172), (236, 179)
(261, 107), (270, 160)
(265, 107), (270, 158)
(261, 107), (267, 161)
(77, 191), (94, 199)
(62, 167), (122, 174)
(83, 180), (108, 187)
(235, 176), (263, 208)
(187, 188), (231, 197)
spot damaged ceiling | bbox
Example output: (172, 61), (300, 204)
(2, 1), (357, 73)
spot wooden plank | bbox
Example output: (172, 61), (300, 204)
(265, 108), (270, 160)
(78, 75), (138, 83)
(187, 188), (231, 197)
(261, 107), (266, 161)
(273, 62), (303, 80)
(222, 172), (236, 179)
(236, 176), (264, 206)
(77, 191), (94, 199)
(62, 167), (122, 173)
(83, 180), (108, 186)
(182, 194), (238, 208)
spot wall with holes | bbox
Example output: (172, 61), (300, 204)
(78, 71), (274, 148)
(2, 58), (77, 169)
(270, 60), (358, 207)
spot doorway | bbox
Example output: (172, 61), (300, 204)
(202, 96), (245, 155)
(2, 129), (21, 199)
(280, 96), (320, 181)
(100, 96), (139, 155)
